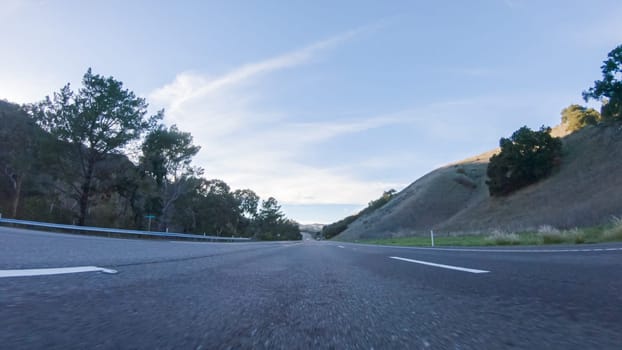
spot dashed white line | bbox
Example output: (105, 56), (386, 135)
(338, 245), (345, 248)
(390, 256), (490, 274)
(0, 266), (118, 278)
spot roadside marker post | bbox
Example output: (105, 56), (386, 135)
(430, 230), (435, 247)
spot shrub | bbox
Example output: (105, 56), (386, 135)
(486, 126), (562, 196)
(538, 228), (585, 244)
(537, 225), (560, 234)
(541, 232), (565, 244)
(602, 216), (622, 241)
(561, 104), (601, 131)
(571, 229), (586, 244)
(485, 230), (520, 245)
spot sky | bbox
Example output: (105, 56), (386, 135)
(1, 0), (621, 224)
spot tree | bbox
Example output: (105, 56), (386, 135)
(140, 124), (201, 230)
(255, 197), (301, 240)
(140, 125), (200, 186)
(0, 102), (45, 218)
(583, 44), (622, 121)
(26, 68), (160, 225)
(486, 126), (562, 196)
(196, 179), (240, 236)
(257, 197), (284, 225)
(233, 189), (259, 218)
(166, 176), (204, 233)
(560, 104), (601, 132)
(232, 189), (260, 236)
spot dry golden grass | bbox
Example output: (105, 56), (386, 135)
(485, 230), (520, 245)
(602, 216), (622, 241)
(338, 124), (622, 241)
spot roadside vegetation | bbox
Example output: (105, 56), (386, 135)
(0, 69), (301, 240)
(486, 126), (562, 196)
(356, 217), (622, 247)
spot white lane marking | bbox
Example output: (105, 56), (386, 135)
(0, 266), (118, 278)
(351, 243), (622, 254)
(389, 256), (490, 274)
(338, 245), (345, 248)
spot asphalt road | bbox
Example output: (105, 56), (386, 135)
(1, 226), (621, 349)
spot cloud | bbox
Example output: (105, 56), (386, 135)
(149, 27), (404, 207)
(0, 74), (63, 104)
(148, 19), (572, 219)
(151, 27), (362, 112)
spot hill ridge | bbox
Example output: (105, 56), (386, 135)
(336, 124), (622, 240)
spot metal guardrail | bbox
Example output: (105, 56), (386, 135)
(0, 218), (251, 242)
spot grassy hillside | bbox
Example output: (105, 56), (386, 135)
(336, 123), (622, 240)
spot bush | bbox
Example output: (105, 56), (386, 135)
(321, 215), (357, 239)
(541, 232), (565, 244)
(486, 126), (562, 196)
(602, 216), (622, 241)
(537, 227), (585, 244)
(485, 230), (520, 245)
(561, 104), (601, 131)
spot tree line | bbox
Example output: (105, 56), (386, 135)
(0, 69), (301, 240)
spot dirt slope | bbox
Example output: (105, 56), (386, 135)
(336, 124), (622, 240)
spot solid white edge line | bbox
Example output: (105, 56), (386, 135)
(0, 266), (118, 278)
(390, 256), (490, 274)
(350, 243), (622, 253)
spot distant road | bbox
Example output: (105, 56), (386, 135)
(1, 226), (621, 349)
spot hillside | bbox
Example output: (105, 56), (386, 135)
(0, 100), (143, 227)
(336, 124), (622, 240)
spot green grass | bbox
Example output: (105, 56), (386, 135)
(360, 234), (540, 247)
(355, 219), (622, 247)
(361, 235), (489, 247)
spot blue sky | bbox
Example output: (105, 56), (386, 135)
(2, 0), (621, 223)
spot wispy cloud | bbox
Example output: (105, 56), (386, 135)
(148, 19), (571, 222)
(151, 27), (363, 112)
(149, 26), (404, 209)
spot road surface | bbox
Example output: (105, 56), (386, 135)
(1, 226), (621, 349)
